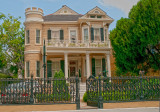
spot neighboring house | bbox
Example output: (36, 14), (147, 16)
(24, 5), (114, 82)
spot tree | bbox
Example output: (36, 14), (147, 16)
(0, 13), (24, 76)
(110, 0), (160, 75)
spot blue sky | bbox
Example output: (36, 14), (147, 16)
(0, 0), (139, 30)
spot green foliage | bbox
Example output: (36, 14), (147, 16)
(0, 13), (24, 75)
(110, 0), (160, 75)
(52, 70), (70, 101)
(83, 92), (88, 102)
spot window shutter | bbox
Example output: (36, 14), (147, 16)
(47, 60), (52, 78)
(60, 60), (64, 74)
(92, 58), (95, 76)
(102, 58), (106, 77)
(100, 28), (104, 41)
(48, 30), (51, 40)
(91, 27), (94, 42)
(60, 30), (64, 40)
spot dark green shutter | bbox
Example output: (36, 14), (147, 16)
(48, 30), (51, 40)
(92, 58), (95, 76)
(102, 58), (106, 77)
(91, 27), (94, 42)
(47, 60), (52, 78)
(60, 30), (64, 40)
(100, 28), (104, 41)
(60, 60), (64, 74)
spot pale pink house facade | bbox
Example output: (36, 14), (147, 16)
(24, 5), (114, 82)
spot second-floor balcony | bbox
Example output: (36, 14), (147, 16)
(46, 39), (111, 49)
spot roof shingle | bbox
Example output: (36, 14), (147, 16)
(43, 15), (83, 21)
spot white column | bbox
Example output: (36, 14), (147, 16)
(86, 53), (90, 78)
(65, 53), (68, 78)
(106, 54), (111, 77)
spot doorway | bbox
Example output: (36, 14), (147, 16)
(69, 60), (77, 77)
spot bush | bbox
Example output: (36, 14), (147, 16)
(83, 92), (88, 102)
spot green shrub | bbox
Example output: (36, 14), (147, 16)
(83, 92), (88, 102)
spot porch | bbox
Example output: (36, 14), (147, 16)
(46, 49), (111, 82)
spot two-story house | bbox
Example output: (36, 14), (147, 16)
(24, 5), (114, 82)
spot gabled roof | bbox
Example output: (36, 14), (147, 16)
(52, 5), (79, 15)
(80, 6), (113, 20)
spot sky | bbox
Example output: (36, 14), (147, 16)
(0, 0), (139, 31)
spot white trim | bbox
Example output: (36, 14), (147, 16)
(35, 29), (42, 45)
(25, 30), (30, 45)
(68, 28), (78, 43)
(82, 26), (89, 43)
(24, 50), (40, 54)
(50, 58), (62, 61)
(25, 11), (43, 16)
(43, 21), (78, 25)
(25, 18), (43, 22)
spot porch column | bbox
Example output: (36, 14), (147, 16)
(65, 53), (68, 78)
(86, 52), (90, 78)
(106, 54), (111, 77)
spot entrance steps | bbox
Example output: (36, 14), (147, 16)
(80, 83), (86, 99)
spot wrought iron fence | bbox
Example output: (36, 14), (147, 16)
(86, 75), (160, 108)
(0, 76), (80, 109)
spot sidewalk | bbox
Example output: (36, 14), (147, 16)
(30, 107), (159, 112)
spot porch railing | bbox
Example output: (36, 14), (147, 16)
(46, 39), (111, 48)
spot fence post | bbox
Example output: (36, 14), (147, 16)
(30, 75), (34, 104)
(139, 70), (144, 100)
(76, 75), (80, 110)
(98, 75), (103, 109)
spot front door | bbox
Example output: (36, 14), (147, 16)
(69, 60), (77, 77)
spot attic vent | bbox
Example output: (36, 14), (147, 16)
(95, 10), (100, 13)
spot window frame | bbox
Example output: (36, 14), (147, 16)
(35, 29), (41, 45)
(52, 61), (60, 77)
(69, 28), (78, 43)
(82, 26), (90, 43)
(25, 61), (30, 78)
(36, 61), (41, 78)
(94, 28), (101, 42)
(95, 59), (102, 76)
(25, 30), (30, 45)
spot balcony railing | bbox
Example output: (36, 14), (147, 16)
(46, 39), (111, 48)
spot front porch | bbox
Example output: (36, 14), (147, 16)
(46, 50), (111, 82)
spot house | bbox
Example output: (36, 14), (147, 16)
(24, 5), (114, 82)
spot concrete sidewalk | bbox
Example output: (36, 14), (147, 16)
(31, 107), (159, 112)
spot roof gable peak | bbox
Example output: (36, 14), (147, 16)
(52, 5), (79, 15)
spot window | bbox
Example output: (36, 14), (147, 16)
(95, 10), (100, 13)
(95, 59), (102, 75)
(84, 28), (88, 42)
(90, 16), (95, 18)
(26, 30), (30, 44)
(36, 61), (40, 77)
(52, 30), (60, 40)
(97, 16), (102, 18)
(94, 28), (100, 41)
(70, 30), (76, 43)
(52, 61), (60, 77)
(105, 28), (107, 41)
(26, 61), (30, 77)
(36, 30), (40, 44)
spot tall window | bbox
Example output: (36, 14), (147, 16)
(26, 30), (30, 44)
(95, 59), (102, 75)
(52, 61), (60, 77)
(52, 31), (60, 40)
(36, 30), (40, 44)
(70, 30), (76, 43)
(94, 28), (100, 41)
(36, 61), (40, 77)
(26, 61), (30, 77)
(84, 28), (88, 42)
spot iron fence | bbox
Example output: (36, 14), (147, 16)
(0, 76), (80, 109)
(86, 75), (160, 108)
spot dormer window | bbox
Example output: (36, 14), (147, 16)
(97, 16), (102, 18)
(90, 16), (96, 18)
